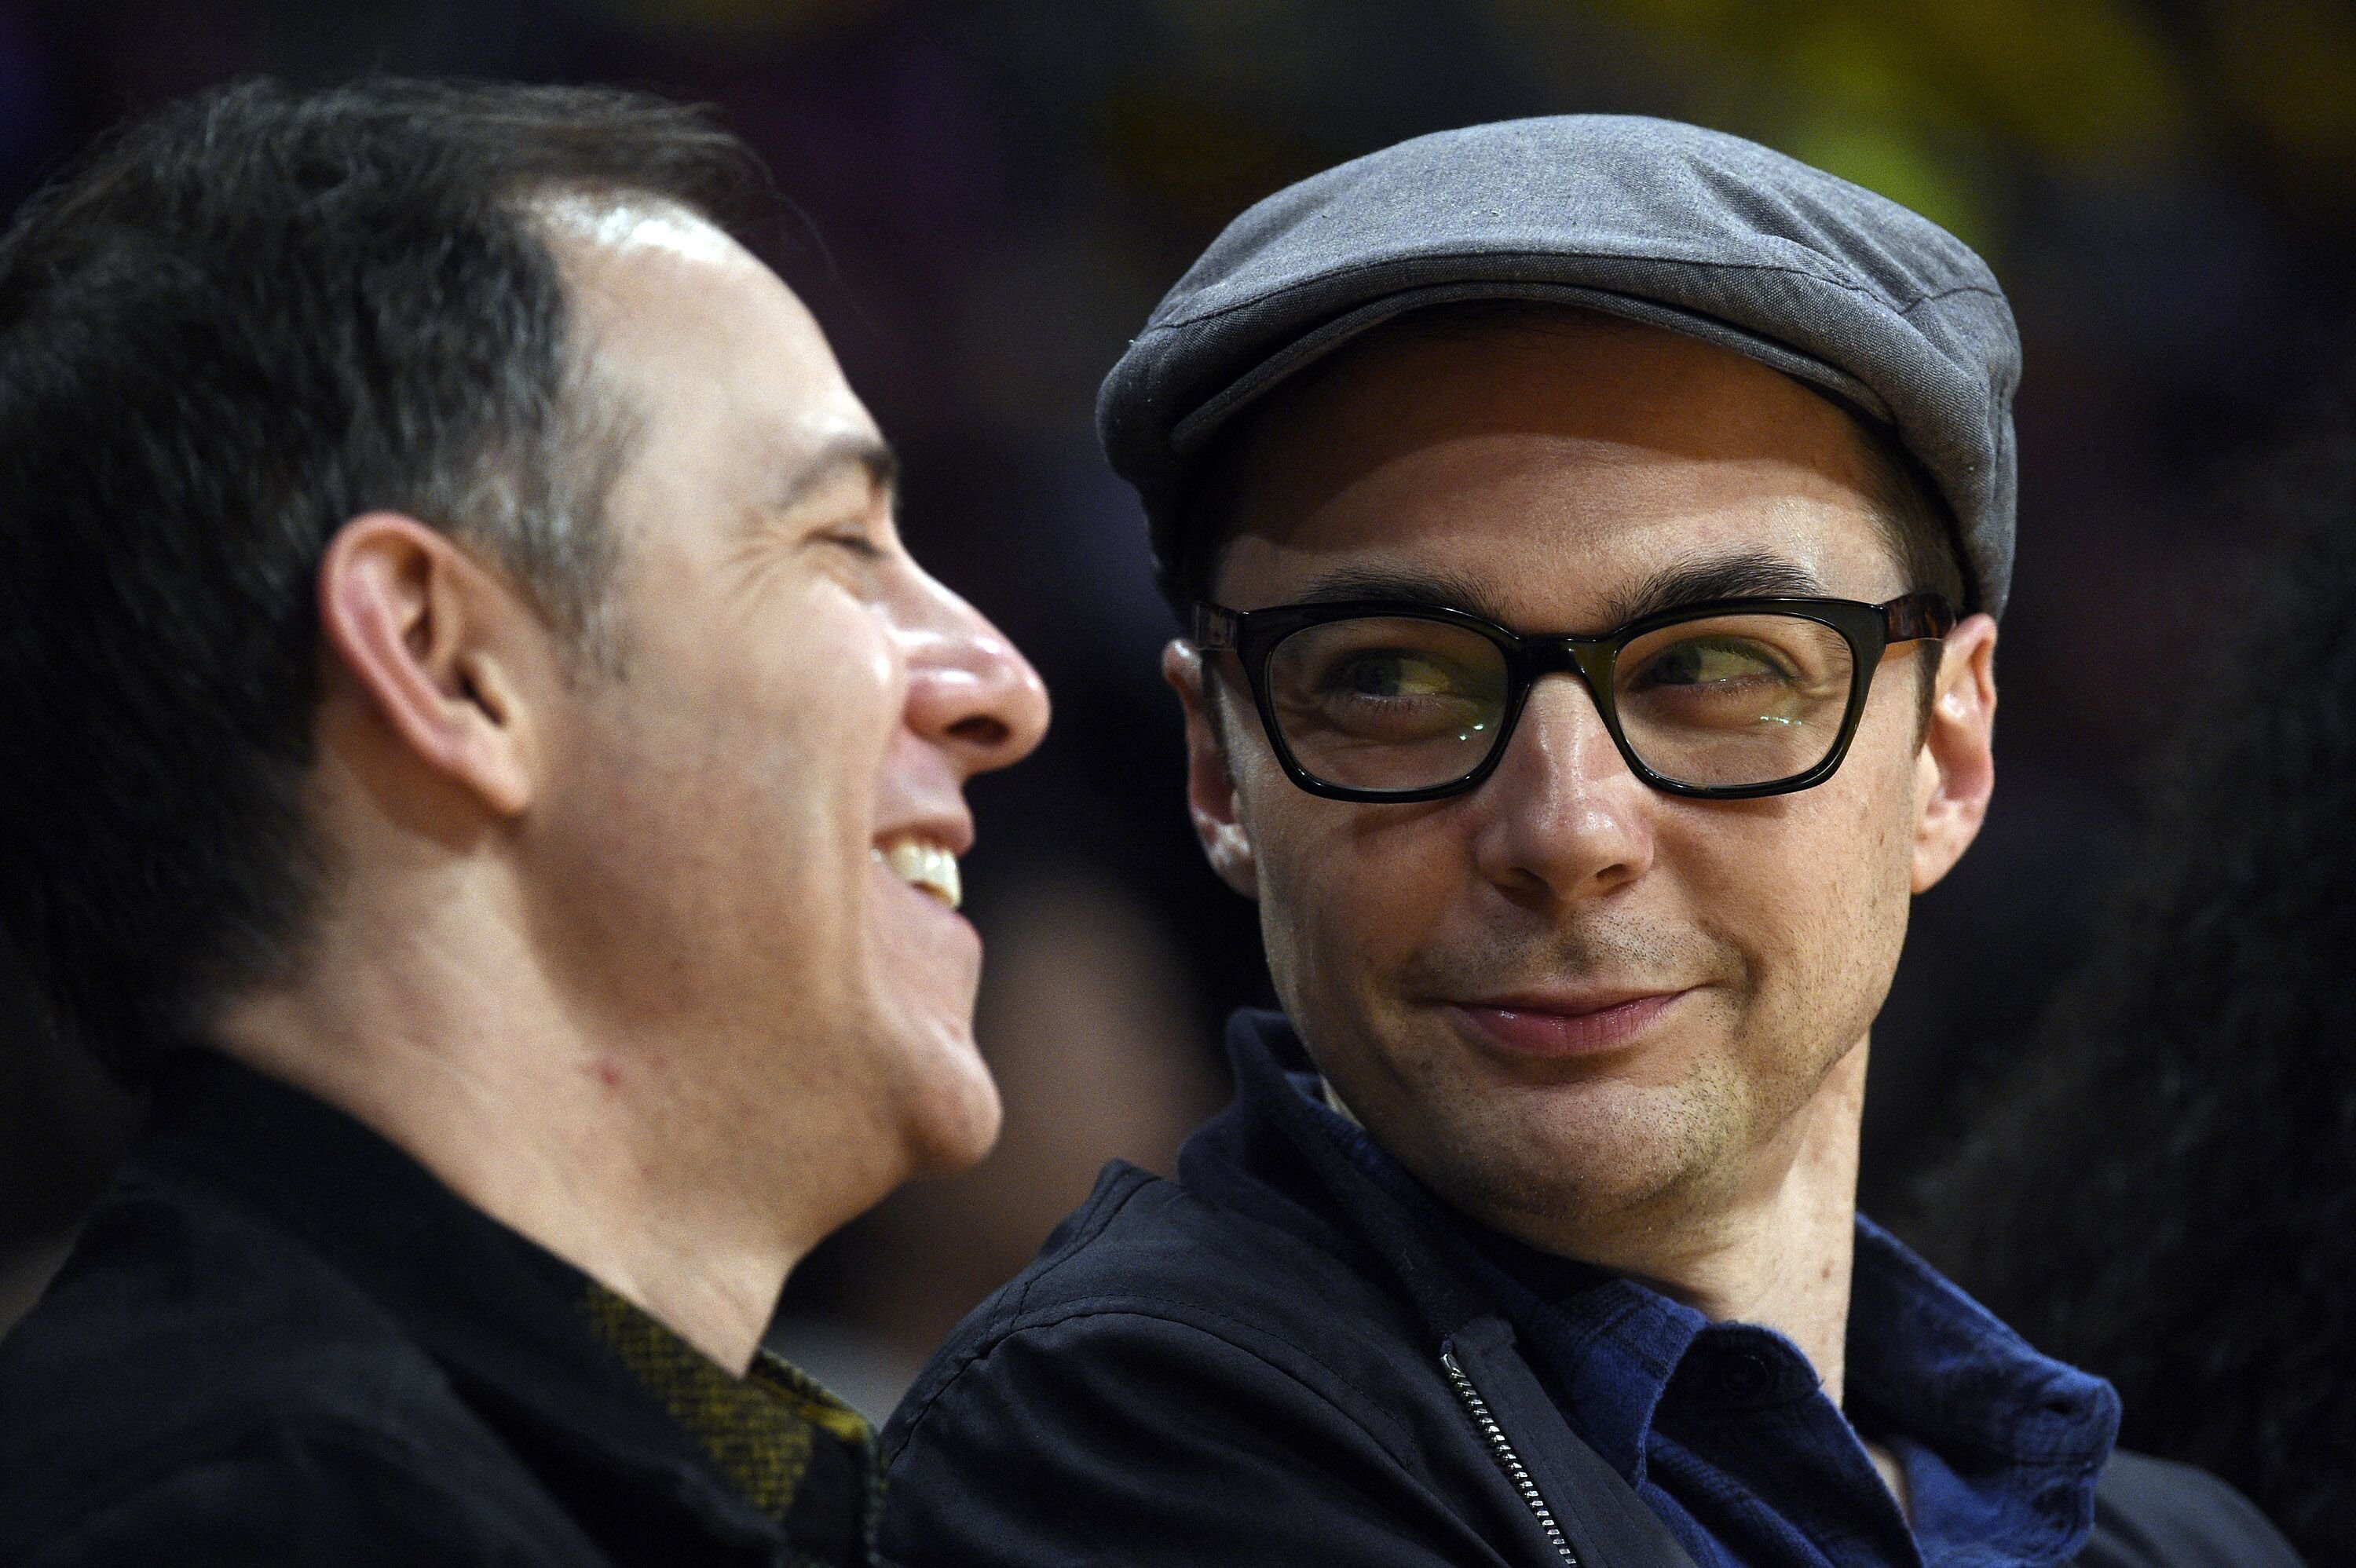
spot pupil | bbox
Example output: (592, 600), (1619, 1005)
(1655, 639), (1771, 683)
(1335, 651), (1447, 699)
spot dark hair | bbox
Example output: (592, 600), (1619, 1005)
(1163, 300), (1972, 628)
(1914, 391), (2356, 1563)
(0, 78), (771, 1077)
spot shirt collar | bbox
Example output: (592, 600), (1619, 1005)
(579, 1280), (881, 1559)
(1845, 1213), (2119, 1562)
(1286, 1065), (1700, 1480)
(134, 1048), (796, 1555)
(1282, 1049), (2118, 1559)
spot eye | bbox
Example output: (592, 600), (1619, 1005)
(821, 528), (887, 560)
(1326, 649), (1458, 700)
(1626, 635), (1794, 690)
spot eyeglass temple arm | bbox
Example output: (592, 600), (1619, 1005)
(1191, 602), (1240, 651)
(1882, 592), (1957, 644)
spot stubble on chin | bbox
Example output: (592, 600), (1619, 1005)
(1312, 916), (1775, 1248)
(1421, 1044), (1752, 1251)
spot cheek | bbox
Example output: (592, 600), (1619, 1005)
(743, 597), (905, 813)
(599, 591), (906, 934)
(1669, 738), (1919, 1032)
(1242, 769), (1463, 1007)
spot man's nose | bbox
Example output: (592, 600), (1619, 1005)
(1466, 672), (1654, 904)
(900, 575), (1051, 780)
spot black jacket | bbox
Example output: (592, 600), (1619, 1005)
(880, 1013), (2303, 1568)
(0, 1051), (873, 1568)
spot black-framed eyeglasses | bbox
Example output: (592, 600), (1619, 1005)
(1191, 592), (1957, 802)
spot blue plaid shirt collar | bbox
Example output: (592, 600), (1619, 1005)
(1293, 1070), (2119, 1568)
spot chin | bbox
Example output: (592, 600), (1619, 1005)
(899, 1026), (1004, 1177)
(1419, 1075), (1740, 1230)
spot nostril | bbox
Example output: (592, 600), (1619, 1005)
(948, 715), (1010, 747)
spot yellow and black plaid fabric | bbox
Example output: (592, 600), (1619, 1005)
(580, 1282), (883, 1564)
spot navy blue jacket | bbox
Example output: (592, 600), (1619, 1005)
(880, 1013), (2301, 1568)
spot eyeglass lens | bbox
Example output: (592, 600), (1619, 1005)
(1263, 612), (1860, 793)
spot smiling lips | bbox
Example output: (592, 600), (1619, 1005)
(1449, 991), (1684, 1058)
(874, 838), (962, 909)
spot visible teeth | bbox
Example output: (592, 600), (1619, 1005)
(874, 839), (961, 909)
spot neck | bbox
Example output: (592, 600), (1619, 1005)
(213, 878), (814, 1376)
(1323, 1040), (1866, 1395)
(1610, 1040), (1869, 1404)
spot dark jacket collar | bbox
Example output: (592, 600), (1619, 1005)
(1185, 1010), (2120, 1567)
(1179, 1007), (1502, 1340)
(1182, 1009), (1709, 1568)
(134, 1047), (785, 1557)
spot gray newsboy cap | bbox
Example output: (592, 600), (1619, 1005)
(1099, 114), (2021, 616)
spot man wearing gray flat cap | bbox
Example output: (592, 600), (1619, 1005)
(881, 117), (2301, 1568)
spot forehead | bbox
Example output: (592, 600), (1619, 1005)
(539, 194), (876, 471)
(1217, 311), (1898, 622)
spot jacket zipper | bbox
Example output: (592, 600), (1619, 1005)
(1440, 1348), (1582, 1566)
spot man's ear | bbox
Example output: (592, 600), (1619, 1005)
(1162, 639), (1259, 900)
(316, 512), (544, 819)
(1911, 612), (1998, 894)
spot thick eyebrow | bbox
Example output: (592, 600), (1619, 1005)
(774, 434), (900, 514)
(1282, 551), (1825, 632)
(1288, 565), (1516, 623)
(1599, 552), (1827, 627)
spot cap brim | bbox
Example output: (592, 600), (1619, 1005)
(1167, 280), (1896, 458)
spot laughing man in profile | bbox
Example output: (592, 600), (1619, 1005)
(0, 79), (1045, 1567)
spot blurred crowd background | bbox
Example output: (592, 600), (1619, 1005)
(2, 0), (2351, 1431)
